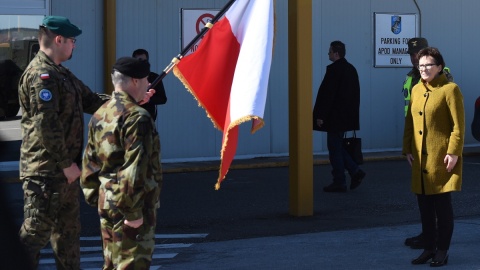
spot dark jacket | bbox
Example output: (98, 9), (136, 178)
(141, 71), (167, 120)
(472, 96), (480, 142)
(313, 58), (360, 132)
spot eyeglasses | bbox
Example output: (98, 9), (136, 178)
(67, 37), (76, 44)
(416, 63), (437, 70)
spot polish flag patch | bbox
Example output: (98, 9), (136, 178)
(40, 73), (50, 80)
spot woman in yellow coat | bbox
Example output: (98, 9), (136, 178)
(402, 47), (464, 267)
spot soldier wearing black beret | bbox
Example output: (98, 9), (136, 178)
(81, 56), (162, 269)
(113, 56), (151, 80)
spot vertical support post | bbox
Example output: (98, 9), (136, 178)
(288, 0), (313, 216)
(104, 0), (116, 95)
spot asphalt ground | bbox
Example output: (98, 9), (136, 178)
(162, 218), (480, 269)
(156, 150), (480, 240)
(1, 147), (480, 269)
(158, 151), (480, 269)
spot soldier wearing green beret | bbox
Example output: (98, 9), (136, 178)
(18, 17), (155, 269)
(17, 15), (110, 269)
(81, 57), (162, 269)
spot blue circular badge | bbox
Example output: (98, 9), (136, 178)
(39, 89), (53, 101)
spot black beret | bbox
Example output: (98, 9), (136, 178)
(113, 57), (150, 79)
(42, 16), (82, 37)
(407, 37), (428, 54)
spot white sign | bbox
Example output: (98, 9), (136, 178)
(180, 9), (220, 56)
(374, 13), (418, 67)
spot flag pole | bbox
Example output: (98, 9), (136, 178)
(148, 0), (237, 90)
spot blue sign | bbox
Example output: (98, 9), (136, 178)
(391, 16), (401, 34)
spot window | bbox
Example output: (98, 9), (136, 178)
(0, 14), (43, 117)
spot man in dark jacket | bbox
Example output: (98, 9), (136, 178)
(313, 40), (365, 192)
(473, 96), (480, 142)
(132, 49), (167, 121)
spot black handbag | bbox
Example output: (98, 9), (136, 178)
(343, 130), (363, 165)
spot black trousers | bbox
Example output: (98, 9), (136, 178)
(417, 192), (454, 251)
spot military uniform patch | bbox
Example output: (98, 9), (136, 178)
(40, 73), (50, 80)
(39, 89), (53, 101)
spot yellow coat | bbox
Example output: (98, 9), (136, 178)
(402, 73), (465, 195)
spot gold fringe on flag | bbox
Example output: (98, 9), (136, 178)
(172, 66), (223, 131)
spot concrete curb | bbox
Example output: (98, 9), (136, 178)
(162, 154), (407, 174)
(2, 149), (479, 183)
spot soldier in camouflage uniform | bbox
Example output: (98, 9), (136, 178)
(17, 16), (110, 269)
(81, 57), (162, 269)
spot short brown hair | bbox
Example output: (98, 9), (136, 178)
(38, 25), (57, 47)
(417, 47), (445, 71)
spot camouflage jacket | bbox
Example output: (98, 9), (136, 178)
(81, 91), (162, 221)
(18, 50), (109, 179)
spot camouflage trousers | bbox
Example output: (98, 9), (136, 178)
(19, 177), (81, 270)
(99, 207), (157, 270)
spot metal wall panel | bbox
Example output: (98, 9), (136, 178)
(313, 0), (418, 152)
(418, 0), (480, 144)
(459, 0), (480, 144)
(51, 0), (105, 150)
(117, 0), (275, 161)
(51, 0), (104, 92)
(268, 0), (289, 156)
(0, 0), (47, 15)
(42, 0), (480, 162)
(312, 0), (480, 154)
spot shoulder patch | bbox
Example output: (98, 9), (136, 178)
(39, 89), (53, 101)
(40, 73), (50, 80)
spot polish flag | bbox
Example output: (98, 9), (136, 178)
(174, 0), (274, 190)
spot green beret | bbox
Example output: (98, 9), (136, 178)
(113, 57), (150, 79)
(42, 16), (82, 37)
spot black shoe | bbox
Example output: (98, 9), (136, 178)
(323, 183), (347, 193)
(350, 169), (366, 190)
(411, 250), (435, 265)
(430, 250), (448, 267)
(405, 233), (426, 249)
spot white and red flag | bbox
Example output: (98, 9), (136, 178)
(174, 0), (274, 190)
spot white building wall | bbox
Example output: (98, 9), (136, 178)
(5, 0), (477, 162)
(51, 0), (104, 95)
(312, 0), (480, 153)
(51, 0), (105, 151)
(116, 0), (280, 161)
